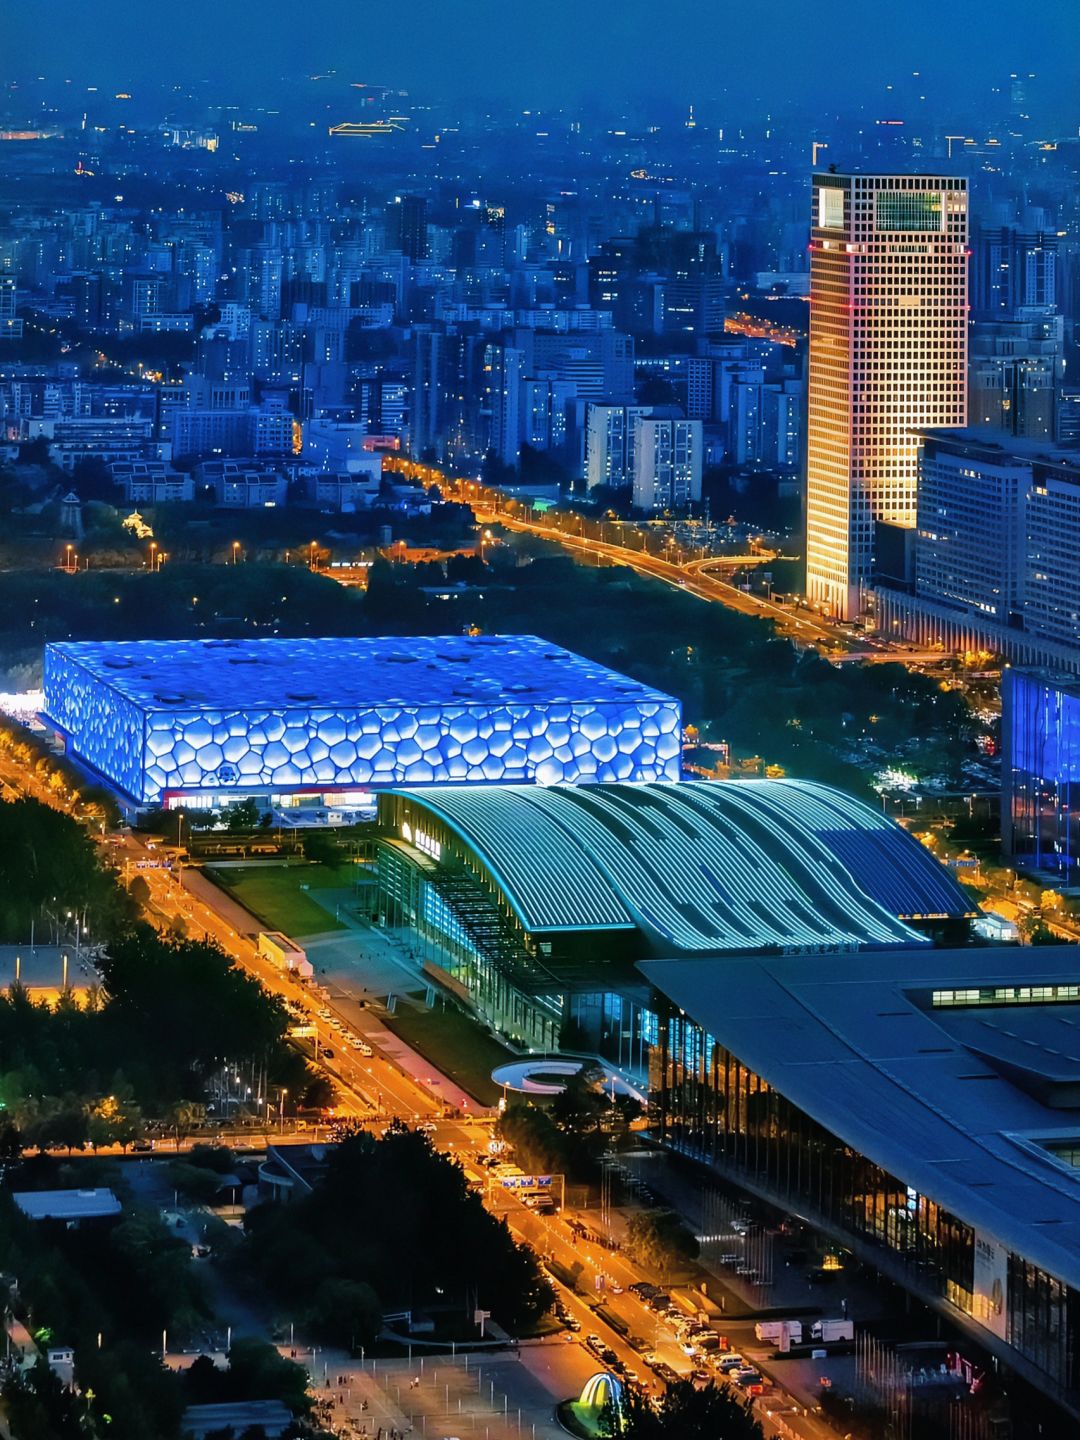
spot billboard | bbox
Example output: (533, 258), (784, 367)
(972, 1232), (1008, 1341)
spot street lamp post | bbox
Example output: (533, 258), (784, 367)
(232, 541), (241, 565)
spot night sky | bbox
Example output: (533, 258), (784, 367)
(3, 0), (1076, 116)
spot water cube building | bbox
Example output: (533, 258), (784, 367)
(41, 635), (682, 812)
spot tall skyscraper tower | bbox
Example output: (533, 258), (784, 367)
(393, 195), (429, 263)
(805, 172), (968, 620)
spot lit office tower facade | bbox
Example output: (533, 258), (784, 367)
(806, 173), (968, 620)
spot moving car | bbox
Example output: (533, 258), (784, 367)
(716, 1353), (746, 1373)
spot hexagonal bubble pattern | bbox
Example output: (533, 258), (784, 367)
(41, 638), (683, 805)
(131, 698), (681, 802)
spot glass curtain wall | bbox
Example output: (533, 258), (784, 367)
(652, 1011), (1080, 1396)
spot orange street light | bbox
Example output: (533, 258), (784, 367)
(232, 541), (241, 565)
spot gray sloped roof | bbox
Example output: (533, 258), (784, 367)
(639, 948), (1080, 1290)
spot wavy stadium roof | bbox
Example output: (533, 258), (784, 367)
(388, 779), (973, 954)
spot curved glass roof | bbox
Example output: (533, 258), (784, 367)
(389, 779), (972, 953)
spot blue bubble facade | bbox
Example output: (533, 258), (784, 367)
(42, 636), (683, 806)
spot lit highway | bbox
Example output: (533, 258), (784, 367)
(127, 843), (445, 1124)
(476, 502), (846, 648)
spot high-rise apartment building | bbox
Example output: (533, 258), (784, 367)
(968, 310), (1062, 441)
(584, 403), (651, 491)
(970, 220), (1058, 317)
(805, 172), (968, 620)
(391, 196), (429, 263)
(481, 342), (525, 468)
(521, 378), (576, 455)
(0, 275), (22, 339)
(877, 428), (1080, 672)
(632, 416), (703, 511)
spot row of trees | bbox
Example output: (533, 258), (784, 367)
(0, 722), (120, 823)
(239, 1125), (552, 1347)
(452, 550), (979, 797)
(0, 796), (131, 943)
(0, 929), (310, 1146)
(609, 1379), (763, 1440)
(0, 795), (315, 1151)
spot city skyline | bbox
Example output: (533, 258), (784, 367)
(0, 4), (1079, 1437)
(3, 0), (1077, 116)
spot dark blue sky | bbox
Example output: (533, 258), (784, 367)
(4, 0), (1077, 117)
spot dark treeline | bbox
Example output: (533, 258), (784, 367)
(240, 1125), (552, 1346)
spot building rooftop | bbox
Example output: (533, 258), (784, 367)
(45, 636), (675, 713)
(181, 1401), (294, 1439)
(920, 426), (1080, 473)
(388, 779), (972, 950)
(640, 948), (1080, 1291)
(813, 168), (966, 182)
(14, 1188), (122, 1222)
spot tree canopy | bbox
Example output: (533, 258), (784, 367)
(625, 1209), (700, 1275)
(618, 1379), (764, 1440)
(240, 1125), (552, 1343)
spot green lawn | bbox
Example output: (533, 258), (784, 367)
(204, 862), (356, 936)
(383, 1002), (516, 1106)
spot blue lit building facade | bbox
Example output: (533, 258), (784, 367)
(41, 636), (682, 811)
(1003, 669), (1080, 882)
(375, 779), (973, 1054)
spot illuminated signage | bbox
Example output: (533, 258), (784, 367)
(972, 1232), (1008, 1340)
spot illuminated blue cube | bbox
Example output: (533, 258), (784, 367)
(42, 636), (683, 806)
